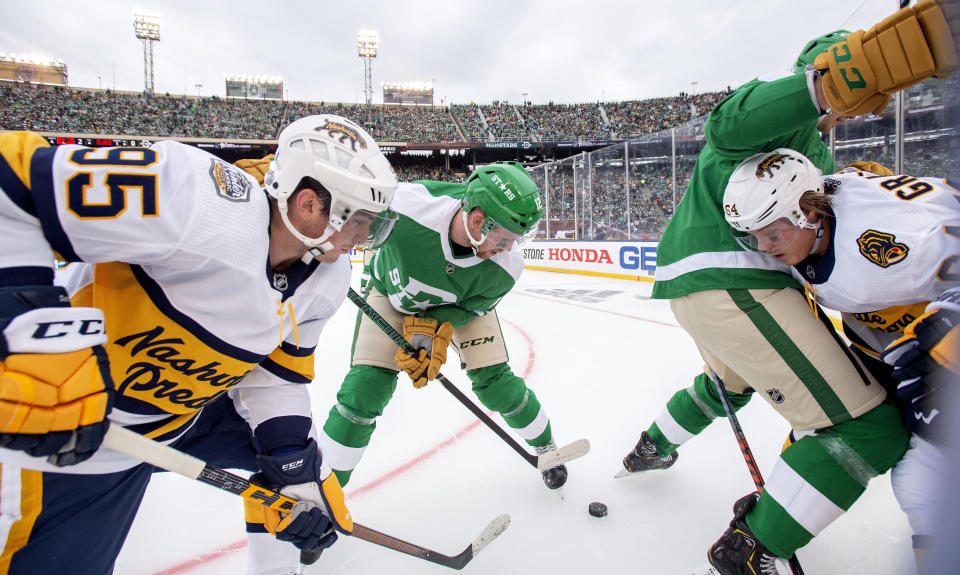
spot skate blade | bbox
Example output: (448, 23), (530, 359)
(689, 564), (722, 575)
(613, 466), (644, 479)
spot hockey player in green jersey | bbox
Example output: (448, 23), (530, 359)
(619, 1), (959, 573)
(316, 161), (571, 490)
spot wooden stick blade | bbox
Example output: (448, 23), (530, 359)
(537, 438), (591, 470)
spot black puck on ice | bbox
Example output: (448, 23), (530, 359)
(588, 502), (608, 518)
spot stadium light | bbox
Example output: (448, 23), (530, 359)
(0, 53), (65, 68)
(357, 30), (379, 57)
(357, 30), (379, 106)
(0, 53), (68, 85)
(133, 12), (160, 95)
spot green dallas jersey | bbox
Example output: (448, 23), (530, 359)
(652, 71), (836, 299)
(366, 180), (525, 325)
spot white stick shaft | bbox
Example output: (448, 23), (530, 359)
(101, 425), (206, 479)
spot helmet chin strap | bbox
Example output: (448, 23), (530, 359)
(462, 211), (486, 254)
(808, 220), (824, 255)
(277, 203), (337, 261)
(304, 228), (336, 260)
(794, 213), (825, 256)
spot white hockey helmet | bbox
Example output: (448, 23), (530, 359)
(264, 114), (398, 255)
(723, 148), (824, 233)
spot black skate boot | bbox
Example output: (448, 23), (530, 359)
(621, 431), (678, 474)
(707, 492), (789, 575)
(536, 440), (568, 489)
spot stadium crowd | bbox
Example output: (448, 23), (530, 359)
(528, 155), (691, 241)
(522, 102), (611, 142)
(449, 103), (488, 141)
(480, 102), (530, 141)
(604, 91), (730, 139)
(1, 80), (732, 145)
(2, 77), (954, 244)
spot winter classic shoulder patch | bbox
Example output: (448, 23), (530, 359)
(857, 230), (908, 268)
(209, 159), (252, 203)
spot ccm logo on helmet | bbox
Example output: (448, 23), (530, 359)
(31, 319), (104, 339)
(315, 120), (368, 152)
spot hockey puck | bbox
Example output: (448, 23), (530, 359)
(588, 502), (608, 518)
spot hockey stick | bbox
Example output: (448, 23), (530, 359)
(100, 425), (510, 570)
(346, 287), (589, 471)
(707, 369), (765, 492)
(707, 369), (805, 575)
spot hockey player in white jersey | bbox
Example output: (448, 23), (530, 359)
(0, 114), (397, 575)
(721, 149), (960, 572)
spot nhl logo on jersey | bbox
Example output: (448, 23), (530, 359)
(857, 230), (908, 268)
(766, 388), (785, 404)
(445, 263), (455, 275)
(209, 160), (252, 203)
(272, 272), (289, 292)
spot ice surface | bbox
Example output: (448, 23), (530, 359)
(115, 270), (915, 575)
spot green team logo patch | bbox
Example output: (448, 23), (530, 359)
(857, 230), (908, 268)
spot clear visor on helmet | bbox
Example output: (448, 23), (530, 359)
(480, 220), (537, 250)
(341, 208), (399, 250)
(729, 217), (803, 254)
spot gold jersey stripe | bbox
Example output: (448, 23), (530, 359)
(0, 131), (49, 190)
(266, 347), (315, 382)
(0, 466), (43, 574)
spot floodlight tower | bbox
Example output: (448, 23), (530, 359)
(133, 13), (160, 95)
(357, 30), (379, 106)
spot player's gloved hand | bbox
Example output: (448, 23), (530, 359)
(881, 289), (959, 438)
(394, 316), (454, 388)
(843, 160), (895, 176)
(234, 156), (274, 186)
(814, 0), (959, 116)
(0, 286), (114, 466)
(256, 438), (353, 554)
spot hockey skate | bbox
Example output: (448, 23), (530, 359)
(535, 440), (568, 489)
(706, 493), (791, 575)
(616, 431), (678, 477)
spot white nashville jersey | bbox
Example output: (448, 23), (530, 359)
(0, 135), (348, 473)
(790, 169), (960, 350)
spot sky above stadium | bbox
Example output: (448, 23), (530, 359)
(1, 0), (897, 105)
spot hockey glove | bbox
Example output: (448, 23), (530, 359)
(843, 160), (895, 176)
(814, 0), (959, 116)
(233, 156), (273, 186)
(395, 316), (454, 388)
(0, 286), (114, 466)
(256, 438), (352, 553)
(881, 289), (959, 439)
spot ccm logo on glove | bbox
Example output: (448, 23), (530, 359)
(32, 319), (104, 339)
(5, 307), (108, 354)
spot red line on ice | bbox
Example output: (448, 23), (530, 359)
(148, 321), (536, 575)
(517, 290), (681, 328)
